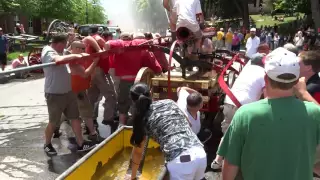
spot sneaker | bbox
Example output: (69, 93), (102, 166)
(44, 143), (57, 156)
(211, 160), (222, 171)
(102, 120), (114, 126)
(88, 133), (105, 144)
(77, 141), (96, 152)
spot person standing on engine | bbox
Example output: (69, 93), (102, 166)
(163, 0), (177, 41)
(171, 0), (204, 54)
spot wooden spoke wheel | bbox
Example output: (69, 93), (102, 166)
(226, 70), (237, 88)
(46, 19), (70, 41)
(134, 67), (155, 89)
(27, 46), (44, 73)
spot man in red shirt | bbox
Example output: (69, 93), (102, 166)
(86, 25), (117, 127)
(105, 32), (163, 127)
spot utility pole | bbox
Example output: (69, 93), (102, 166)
(86, 0), (89, 24)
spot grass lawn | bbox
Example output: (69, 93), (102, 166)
(250, 14), (302, 27)
(7, 51), (29, 61)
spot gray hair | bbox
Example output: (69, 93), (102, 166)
(283, 43), (299, 55)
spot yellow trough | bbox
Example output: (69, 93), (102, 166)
(56, 126), (167, 180)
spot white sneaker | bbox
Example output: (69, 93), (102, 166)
(211, 160), (222, 170)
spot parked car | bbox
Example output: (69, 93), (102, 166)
(77, 24), (109, 36)
(107, 26), (120, 38)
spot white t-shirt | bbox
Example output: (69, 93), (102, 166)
(225, 62), (265, 106)
(173, 0), (202, 33)
(245, 36), (260, 58)
(177, 89), (201, 134)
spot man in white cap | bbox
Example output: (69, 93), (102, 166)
(245, 28), (260, 58)
(217, 47), (320, 180)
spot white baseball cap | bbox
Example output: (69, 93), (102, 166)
(250, 28), (256, 32)
(264, 47), (300, 83)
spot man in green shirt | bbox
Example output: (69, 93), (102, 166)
(218, 47), (320, 180)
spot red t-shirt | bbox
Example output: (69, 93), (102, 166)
(71, 60), (92, 93)
(85, 34), (110, 74)
(108, 39), (162, 81)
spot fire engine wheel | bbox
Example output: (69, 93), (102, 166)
(46, 19), (70, 41)
(134, 67), (155, 89)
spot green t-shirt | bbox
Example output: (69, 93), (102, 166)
(218, 97), (320, 180)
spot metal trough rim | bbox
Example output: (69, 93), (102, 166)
(56, 126), (168, 180)
(56, 126), (130, 180)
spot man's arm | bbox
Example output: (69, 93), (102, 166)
(94, 35), (106, 50)
(218, 111), (245, 180)
(294, 77), (320, 105)
(177, 86), (198, 96)
(70, 57), (100, 78)
(163, 0), (170, 11)
(42, 50), (82, 64)
(83, 36), (102, 52)
(195, 0), (204, 23)
(141, 51), (162, 75)
(222, 159), (240, 180)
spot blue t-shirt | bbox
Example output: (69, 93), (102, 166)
(0, 35), (8, 54)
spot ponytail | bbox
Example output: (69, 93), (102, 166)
(129, 83), (152, 147)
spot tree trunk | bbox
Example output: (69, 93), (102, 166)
(242, 0), (250, 29)
(310, 0), (320, 31)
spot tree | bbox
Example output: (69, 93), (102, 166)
(0, 0), (20, 13)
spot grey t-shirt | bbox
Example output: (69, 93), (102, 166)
(41, 45), (72, 94)
(145, 99), (203, 162)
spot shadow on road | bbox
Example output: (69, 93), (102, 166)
(47, 153), (84, 175)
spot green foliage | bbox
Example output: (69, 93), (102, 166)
(0, 0), (106, 24)
(273, 0), (311, 14)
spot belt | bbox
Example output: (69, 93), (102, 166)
(120, 75), (136, 80)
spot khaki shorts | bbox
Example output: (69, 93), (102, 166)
(45, 91), (79, 126)
(193, 29), (202, 39)
(76, 91), (93, 119)
(221, 103), (238, 134)
(118, 80), (134, 114)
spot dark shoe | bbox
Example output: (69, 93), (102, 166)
(53, 129), (62, 138)
(93, 119), (99, 128)
(88, 133), (105, 144)
(77, 141), (96, 152)
(44, 143), (57, 157)
(83, 125), (90, 135)
(102, 120), (114, 126)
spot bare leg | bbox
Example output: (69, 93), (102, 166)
(45, 122), (55, 145)
(70, 120), (84, 146)
(119, 114), (127, 125)
(84, 118), (97, 135)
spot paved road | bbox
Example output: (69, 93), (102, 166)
(0, 78), (112, 180)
